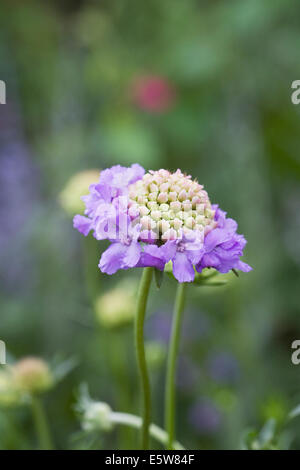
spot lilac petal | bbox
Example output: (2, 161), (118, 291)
(94, 183), (112, 203)
(130, 163), (145, 183)
(196, 253), (221, 272)
(137, 252), (165, 270)
(144, 241), (176, 263)
(173, 252), (195, 283)
(159, 240), (177, 262)
(235, 260), (253, 272)
(136, 243), (173, 270)
(98, 243), (127, 275)
(183, 235), (204, 264)
(186, 247), (203, 265)
(73, 215), (92, 236)
(204, 228), (233, 252)
(139, 230), (158, 243)
(223, 217), (238, 234)
(213, 205), (227, 227)
(123, 241), (141, 268)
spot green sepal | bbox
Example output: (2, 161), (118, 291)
(154, 268), (164, 289)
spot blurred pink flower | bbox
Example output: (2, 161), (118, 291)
(131, 75), (175, 112)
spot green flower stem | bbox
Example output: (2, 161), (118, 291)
(135, 267), (153, 449)
(110, 412), (185, 450)
(165, 282), (187, 450)
(31, 395), (54, 450)
(84, 235), (102, 304)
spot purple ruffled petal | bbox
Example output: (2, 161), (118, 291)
(235, 260), (252, 272)
(73, 215), (92, 236)
(196, 206), (252, 274)
(99, 243), (128, 274)
(173, 251), (195, 283)
(137, 240), (176, 270)
(123, 241), (141, 268)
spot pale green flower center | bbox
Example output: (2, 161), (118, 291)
(128, 169), (217, 241)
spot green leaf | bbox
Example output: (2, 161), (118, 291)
(154, 268), (164, 289)
(52, 356), (79, 383)
(257, 419), (276, 448)
(288, 404), (300, 420)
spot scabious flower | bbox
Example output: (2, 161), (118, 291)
(74, 165), (251, 283)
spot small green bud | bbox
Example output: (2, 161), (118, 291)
(82, 402), (113, 432)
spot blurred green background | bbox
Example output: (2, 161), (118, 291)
(1, 0), (300, 450)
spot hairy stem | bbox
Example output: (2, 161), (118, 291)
(165, 282), (187, 449)
(135, 267), (153, 449)
(31, 395), (54, 450)
(110, 412), (185, 450)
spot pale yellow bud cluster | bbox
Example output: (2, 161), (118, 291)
(12, 357), (53, 394)
(59, 169), (101, 216)
(128, 169), (217, 241)
(94, 280), (137, 329)
(0, 370), (21, 407)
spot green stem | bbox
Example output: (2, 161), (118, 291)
(31, 395), (54, 450)
(135, 267), (153, 449)
(110, 412), (185, 450)
(164, 282), (187, 450)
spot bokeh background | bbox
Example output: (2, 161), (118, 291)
(1, 0), (300, 450)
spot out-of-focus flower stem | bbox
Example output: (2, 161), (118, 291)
(165, 282), (187, 450)
(135, 267), (153, 449)
(110, 412), (185, 450)
(31, 395), (54, 450)
(84, 235), (101, 304)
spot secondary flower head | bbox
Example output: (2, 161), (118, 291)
(12, 357), (53, 395)
(94, 279), (137, 329)
(59, 169), (101, 216)
(0, 369), (21, 407)
(131, 75), (175, 113)
(82, 401), (113, 432)
(74, 165), (252, 283)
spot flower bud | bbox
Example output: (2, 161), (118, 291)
(139, 205), (150, 217)
(0, 370), (21, 407)
(59, 170), (100, 216)
(82, 402), (113, 432)
(94, 280), (137, 329)
(157, 192), (168, 204)
(12, 358), (53, 394)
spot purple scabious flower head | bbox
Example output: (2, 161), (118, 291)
(73, 166), (252, 282)
(146, 309), (210, 346)
(189, 399), (222, 435)
(176, 356), (199, 392)
(207, 352), (240, 385)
